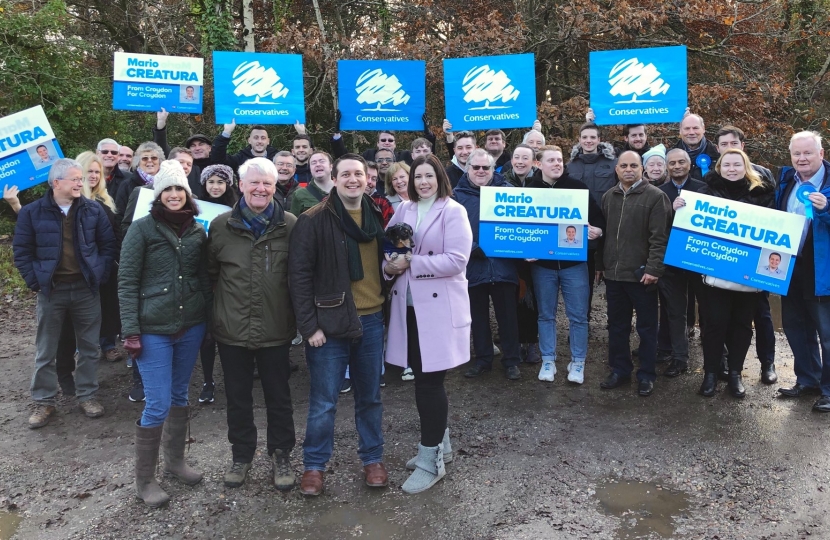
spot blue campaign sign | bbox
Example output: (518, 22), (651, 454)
(0, 106), (64, 191)
(443, 54), (537, 130)
(478, 187), (589, 260)
(213, 52), (305, 125)
(664, 191), (805, 294)
(337, 60), (425, 131)
(113, 52), (204, 113)
(589, 45), (687, 125)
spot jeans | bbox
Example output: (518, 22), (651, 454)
(406, 307), (448, 446)
(100, 335), (117, 352)
(32, 282), (101, 405)
(699, 287), (757, 374)
(218, 342), (295, 462)
(754, 293), (776, 365)
(303, 311), (384, 471)
(136, 322), (206, 427)
(781, 288), (830, 395)
(201, 334), (217, 383)
(469, 282), (521, 368)
(656, 270), (689, 363)
(531, 263), (589, 363)
(606, 279), (658, 382)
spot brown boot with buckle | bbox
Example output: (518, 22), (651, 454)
(363, 462), (388, 488)
(300, 470), (324, 496)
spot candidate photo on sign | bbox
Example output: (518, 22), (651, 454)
(180, 84), (199, 103)
(558, 225), (583, 248)
(28, 141), (57, 170)
(756, 249), (789, 280)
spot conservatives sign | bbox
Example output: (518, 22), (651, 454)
(478, 187), (589, 260)
(665, 191), (805, 295)
(444, 54), (537, 130)
(0, 106), (64, 191)
(338, 60), (425, 131)
(213, 52), (305, 125)
(113, 52), (204, 113)
(589, 45), (687, 125)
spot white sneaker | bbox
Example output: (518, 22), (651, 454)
(567, 362), (572, 373)
(538, 361), (556, 382)
(493, 343), (501, 356)
(401, 367), (415, 381)
(291, 331), (303, 346)
(568, 360), (585, 384)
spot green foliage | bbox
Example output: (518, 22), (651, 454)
(0, 243), (27, 296)
(192, 0), (237, 55)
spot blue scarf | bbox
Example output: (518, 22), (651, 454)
(239, 197), (274, 239)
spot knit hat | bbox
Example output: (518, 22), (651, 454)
(200, 164), (235, 186)
(642, 144), (667, 165)
(153, 160), (192, 199)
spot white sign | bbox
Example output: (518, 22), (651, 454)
(133, 188), (231, 235)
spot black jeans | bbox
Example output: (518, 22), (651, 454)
(754, 293), (776, 365)
(700, 287), (758, 373)
(407, 307), (447, 447)
(200, 334), (217, 383)
(469, 282), (521, 368)
(218, 342), (295, 462)
(657, 271), (689, 363)
(606, 279), (659, 382)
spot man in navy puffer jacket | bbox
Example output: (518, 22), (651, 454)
(13, 158), (117, 428)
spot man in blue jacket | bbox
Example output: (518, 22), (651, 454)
(775, 131), (830, 412)
(13, 159), (117, 428)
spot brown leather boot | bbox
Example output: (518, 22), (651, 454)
(363, 462), (388, 488)
(300, 470), (324, 496)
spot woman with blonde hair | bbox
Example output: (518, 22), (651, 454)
(385, 161), (411, 211)
(77, 151), (116, 212)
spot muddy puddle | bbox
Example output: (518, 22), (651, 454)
(595, 479), (690, 539)
(0, 511), (22, 540)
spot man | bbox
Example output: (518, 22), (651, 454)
(503, 144), (538, 188)
(617, 124), (651, 158)
(761, 253), (784, 276)
(212, 121), (279, 173)
(446, 131), (476, 188)
(168, 147), (204, 198)
(673, 114), (720, 182)
(13, 158), (117, 428)
(713, 125), (778, 384)
(483, 129), (511, 172)
(98, 138), (127, 199)
(153, 109), (214, 171)
(289, 153), (387, 496)
(522, 130), (546, 151)
(118, 146), (134, 173)
(359, 127), (437, 165)
(642, 144), (668, 186)
(656, 148), (706, 378)
(776, 131), (830, 412)
(207, 157), (298, 490)
(373, 148), (395, 195)
(597, 151), (671, 397)
(411, 138), (432, 160)
(291, 134), (314, 185)
(35, 145), (54, 165)
(183, 86), (196, 101)
(562, 225), (580, 246)
(290, 151), (335, 216)
(273, 151), (300, 211)
(365, 161), (394, 226)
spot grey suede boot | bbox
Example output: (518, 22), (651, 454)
(406, 428), (452, 470)
(162, 406), (203, 486)
(135, 421), (170, 508)
(402, 443), (446, 494)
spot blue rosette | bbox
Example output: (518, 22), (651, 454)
(796, 183), (817, 219)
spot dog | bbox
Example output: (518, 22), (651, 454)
(383, 222), (414, 263)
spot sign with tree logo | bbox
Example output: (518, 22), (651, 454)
(337, 60), (425, 131)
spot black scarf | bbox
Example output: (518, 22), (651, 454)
(331, 193), (383, 281)
(151, 202), (195, 238)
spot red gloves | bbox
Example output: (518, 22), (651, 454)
(123, 335), (142, 360)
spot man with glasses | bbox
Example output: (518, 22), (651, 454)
(97, 138), (127, 199)
(372, 148), (396, 196)
(14, 159), (117, 428)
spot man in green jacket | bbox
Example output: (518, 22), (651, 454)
(289, 151), (334, 215)
(207, 157), (298, 491)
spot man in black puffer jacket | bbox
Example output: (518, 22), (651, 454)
(13, 159), (117, 428)
(211, 121), (279, 175)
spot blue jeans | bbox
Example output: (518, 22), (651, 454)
(782, 293), (830, 395)
(531, 263), (589, 364)
(303, 311), (384, 471)
(136, 323), (206, 427)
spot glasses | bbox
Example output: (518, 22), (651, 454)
(99, 150), (118, 155)
(470, 165), (491, 171)
(140, 156), (159, 162)
(379, 138), (395, 143)
(376, 158), (394, 163)
(61, 177), (84, 184)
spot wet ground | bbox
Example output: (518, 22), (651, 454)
(0, 285), (828, 539)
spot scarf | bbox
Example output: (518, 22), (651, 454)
(239, 197), (274, 239)
(137, 167), (155, 186)
(150, 202), (194, 237)
(679, 138), (709, 163)
(330, 193), (383, 281)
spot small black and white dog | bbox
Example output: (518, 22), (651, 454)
(383, 222), (414, 262)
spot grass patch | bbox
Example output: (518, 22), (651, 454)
(0, 243), (28, 296)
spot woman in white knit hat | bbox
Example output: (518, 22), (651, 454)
(642, 144), (668, 186)
(118, 160), (212, 507)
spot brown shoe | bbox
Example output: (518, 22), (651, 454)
(79, 399), (105, 418)
(300, 470), (324, 496)
(28, 405), (56, 429)
(363, 462), (388, 488)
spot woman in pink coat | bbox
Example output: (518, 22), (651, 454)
(384, 154), (472, 494)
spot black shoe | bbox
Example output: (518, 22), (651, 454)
(778, 383), (821, 398)
(600, 372), (630, 390)
(523, 343), (541, 364)
(340, 379), (352, 394)
(638, 380), (654, 397)
(505, 366), (521, 380)
(812, 396), (830, 412)
(464, 364), (492, 378)
(199, 382), (215, 404)
(760, 363), (777, 385)
(728, 371), (746, 399)
(129, 382), (146, 402)
(699, 373), (717, 397)
(58, 374), (76, 397)
(663, 360), (688, 378)
(656, 350), (672, 364)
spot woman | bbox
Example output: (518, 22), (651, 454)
(119, 160), (212, 507)
(384, 154), (472, 494)
(77, 151), (123, 362)
(643, 144), (668, 186)
(384, 162), (410, 211)
(674, 149), (775, 398)
(195, 164), (237, 404)
(115, 141), (164, 224)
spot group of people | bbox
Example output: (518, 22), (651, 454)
(6, 107), (830, 506)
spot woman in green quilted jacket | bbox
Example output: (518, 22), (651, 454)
(118, 160), (212, 508)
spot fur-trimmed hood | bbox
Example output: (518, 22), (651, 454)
(570, 141), (617, 162)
